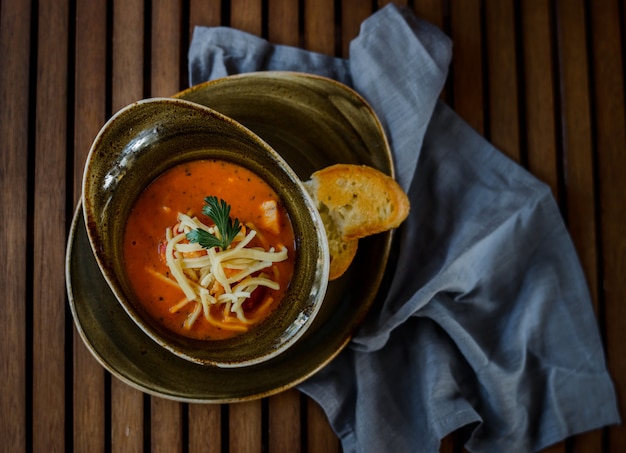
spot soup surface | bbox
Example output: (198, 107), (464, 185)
(123, 159), (296, 340)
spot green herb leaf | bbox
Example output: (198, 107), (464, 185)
(186, 196), (242, 250)
(185, 228), (224, 250)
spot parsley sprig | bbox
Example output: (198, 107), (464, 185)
(186, 196), (242, 250)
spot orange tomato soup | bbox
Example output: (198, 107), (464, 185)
(123, 159), (296, 340)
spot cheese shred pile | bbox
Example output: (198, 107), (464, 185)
(161, 212), (288, 331)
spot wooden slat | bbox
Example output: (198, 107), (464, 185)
(449, 0), (485, 134)
(518, 4), (572, 451)
(552, 3), (602, 450)
(307, 398), (341, 452)
(265, 6), (307, 451)
(72, 0), (108, 452)
(340, 0), (372, 57)
(73, 0), (108, 196)
(151, 0), (183, 96)
(229, 400), (263, 453)
(186, 3), (223, 449)
(301, 3), (342, 448)
(0, 0), (31, 450)
(230, 0), (263, 35)
(110, 0), (147, 450)
(554, 0), (599, 310)
(188, 404), (222, 453)
(110, 384), (144, 453)
(150, 0), (184, 446)
(379, 0), (407, 7)
(149, 2), (186, 449)
(268, 389), (301, 452)
(32, 0), (69, 452)
(222, 5), (267, 450)
(268, 0), (300, 47)
(208, 4), (273, 450)
(151, 397), (183, 453)
(590, 0), (626, 451)
(112, 0), (145, 111)
(484, 0), (521, 162)
(520, 0), (560, 199)
(304, 0), (335, 56)
(189, 0), (221, 38)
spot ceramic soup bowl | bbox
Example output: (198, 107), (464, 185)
(82, 97), (330, 367)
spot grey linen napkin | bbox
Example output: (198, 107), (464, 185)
(188, 4), (620, 452)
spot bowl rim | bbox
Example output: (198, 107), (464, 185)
(81, 96), (330, 368)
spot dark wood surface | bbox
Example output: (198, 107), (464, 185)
(1, 1), (624, 451)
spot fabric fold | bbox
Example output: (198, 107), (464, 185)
(188, 4), (620, 452)
(189, 26), (352, 86)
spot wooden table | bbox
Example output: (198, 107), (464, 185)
(2, 1), (624, 451)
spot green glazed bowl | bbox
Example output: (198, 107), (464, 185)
(82, 97), (330, 368)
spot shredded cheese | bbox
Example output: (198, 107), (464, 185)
(161, 212), (288, 330)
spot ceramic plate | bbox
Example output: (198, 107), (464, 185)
(66, 71), (394, 402)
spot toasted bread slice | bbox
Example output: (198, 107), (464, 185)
(315, 201), (359, 280)
(305, 164), (410, 240)
(304, 164), (410, 280)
